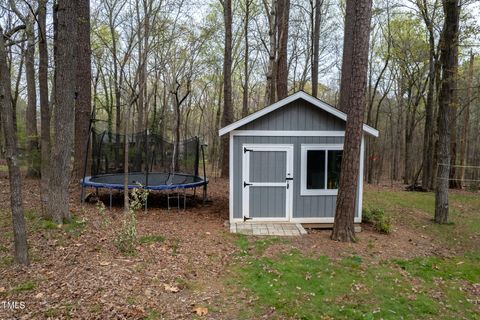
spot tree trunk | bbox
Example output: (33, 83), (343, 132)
(0, 26), (29, 265)
(38, 0), (51, 216)
(264, 0), (277, 105)
(311, 0), (322, 97)
(221, 0), (233, 178)
(421, 2), (437, 191)
(459, 51), (474, 187)
(48, 0), (78, 224)
(242, 0), (251, 117)
(435, 0), (460, 224)
(276, 0), (290, 100)
(74, 0), (92, 180)
(331, 0), (372, 242)
(25, 15), (39, 178)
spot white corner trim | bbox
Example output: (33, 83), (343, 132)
(218, 91), (379, 137)
(300, 144), (343, 196)
(229, 132), (234, 223)
(357, 135), (365, 222)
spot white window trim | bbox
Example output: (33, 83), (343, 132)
(300, 144), (343, 196)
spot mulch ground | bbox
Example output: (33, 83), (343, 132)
(0, 176), (451, 319)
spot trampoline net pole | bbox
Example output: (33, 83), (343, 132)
(80, 111), (95, 203)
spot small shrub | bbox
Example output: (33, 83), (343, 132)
(363, 208), (392, 234)
(467, 182), (479, 193)
(114, 210), (137, 255)
(96, 201), (110, 227)
(113, 186), (149, 255)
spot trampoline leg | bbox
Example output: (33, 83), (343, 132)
(177, 190), (180, 210)
(80, 186), (85, 203)
(203, 184), (207, 204)
(183, 189), (186, 211)
(167, 190), (171, 211)
(109, 189), (112, 211)
(144, 193), (148, 213)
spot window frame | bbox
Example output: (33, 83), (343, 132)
(300, 144), (343, 196)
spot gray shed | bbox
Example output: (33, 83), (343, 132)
(219, 91), (379, 226)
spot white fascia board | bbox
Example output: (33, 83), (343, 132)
(218, 91), (379, 137)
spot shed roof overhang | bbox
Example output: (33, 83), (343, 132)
(219, 91), (379, 137)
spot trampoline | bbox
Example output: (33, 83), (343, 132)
(80, 122), (208, 209)
(81, 172), (207, 191)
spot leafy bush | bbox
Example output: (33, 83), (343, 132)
(467, 182), (479, 193)
(362, 207), (392, 234)
(114, 210), (137, 255)
(114, 186), (149, 255)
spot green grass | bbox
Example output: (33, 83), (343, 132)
(138, 234), (165, 245)
(24, 210), (86, 236)
(232, 251), (480, 319)
(226, 189), (480, 319)
(363, 189), (480, 248)
(10, 280), (36, 293)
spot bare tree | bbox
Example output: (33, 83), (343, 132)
(242, 0), (253, 117)
(459, 51), (474, 187)
(276, 0), (290, 99)
(9, 1), (39, 177)
(38, 0), (51, 215)
(221, 0), (233, 178)
(332, 0), (372, 242)
(48, 0), (78, 224)
(74, 0), (92, 179)
(435, 0), (460, 224)
(0, 24), (29, 265)
(311, 0), (322, 97)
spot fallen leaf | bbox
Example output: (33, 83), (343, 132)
(0, 287), (5, 293)
(35, 292), (44, 299)
(99, 261), (111, 266)
(193, 306), (208, 316)
(164, 284), (180, 293)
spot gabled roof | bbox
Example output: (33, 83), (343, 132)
(219, 91), (379, 137)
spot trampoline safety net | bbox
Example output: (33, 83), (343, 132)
(88, 129), (201, 178)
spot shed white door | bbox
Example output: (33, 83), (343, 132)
(242, 144), (293, 221)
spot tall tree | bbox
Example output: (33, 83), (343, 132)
(25, 12), (39, 177)
(311, 0), (322, 97)
(276, 0), (290, 99)
(0, 25), (29, 265)
(221, 0), (233, 178)
(9, 1), (39, 177)
(418, 0), (439, 191)
(74, 0), (92, 179)
(264, 0), (277, 105)
(48, 0), (78, 223)
(331, 0), (373, 242)
(242, 0), (253, 117)
(38, 0), (51, 215)
(435, 0), (460, 224)
(458, 51), (474, 187)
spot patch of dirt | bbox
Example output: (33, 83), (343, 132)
(0, 177), (464, 319)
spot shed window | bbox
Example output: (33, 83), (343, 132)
(301, 144), (343, 196)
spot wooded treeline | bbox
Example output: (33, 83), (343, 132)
(0, 0), (479, 259)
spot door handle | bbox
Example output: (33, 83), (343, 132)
(244, 181), (253, 188)
(285, 177), (293, 181)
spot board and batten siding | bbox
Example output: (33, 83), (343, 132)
(240, 99), (345, 131)
(230, 98), (362, 221)
(232, 135), (350, 219)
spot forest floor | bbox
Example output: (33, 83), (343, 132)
(0, 176), (479, 319)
